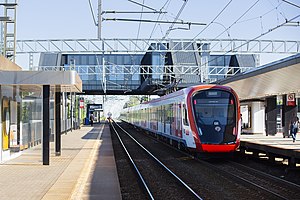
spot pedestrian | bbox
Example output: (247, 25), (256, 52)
(290, 120), (293, 138)
(90, 113), (94, 126)
(291, 116), (299, 142)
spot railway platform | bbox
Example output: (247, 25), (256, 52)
(240, 133), (300, 167)
(0, 123), (121, 200)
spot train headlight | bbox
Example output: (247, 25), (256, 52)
(233, 127), (237, 135)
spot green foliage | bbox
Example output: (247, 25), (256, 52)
(126, 96), (140, 107)
(22, 102), (31, 123)
(123, 95), (149, 108)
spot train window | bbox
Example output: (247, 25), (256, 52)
(166, 104), (172, 123)
(192, 89), (237, 144)
(183, 104), (189, 126)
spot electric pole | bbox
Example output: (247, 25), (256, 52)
(98, 0), (102, 39)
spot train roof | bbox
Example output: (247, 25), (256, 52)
(122, 84), (235, 112)
(145, 84), (233, 104)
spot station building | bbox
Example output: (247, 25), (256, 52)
(0, 55), (82, 163)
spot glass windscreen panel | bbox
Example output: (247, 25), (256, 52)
(193, 89), (237, 144)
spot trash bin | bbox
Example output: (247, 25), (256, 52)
(84, 118), (90, 125)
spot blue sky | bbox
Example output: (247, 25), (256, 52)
(15, 0), (300, 66)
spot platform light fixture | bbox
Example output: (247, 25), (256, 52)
(0, 16), (10, 21)
(0, 3), (17, 6)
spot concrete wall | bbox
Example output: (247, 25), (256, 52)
(241, 101), (265, 134)
(252, 101), (265, 134)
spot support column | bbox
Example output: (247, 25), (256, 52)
(55, 92), (61, 156)
(0, 86), (2, 162)
(70, 93), (72, 131)
(43, 85), (50, 165)
(282, 94), (297, 138)
(65, 93), (68, 133)
(265, 96), (277, 136)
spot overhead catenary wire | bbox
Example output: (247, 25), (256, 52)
(102, 18), (205, 26)
(136, 0), (145, 46)
(102, 11), (167, 14)
(198, 0), (299, 68)
(144, 0), (171, 81)
(237, 2), (284, 24)
(199, 0), (261, 51)
(89, 1), (297, 86)
(282, 0), (300, 9)
(128, 0), (158, 12)
(171, 0), (260, 68)
(167, 0), (296, 83)
(88, 0), (98, 26)
(267, 0), (287, 21)
(179, 0), (233, 51)
(147, 0), (171, 41)
(200, 13), (300, 75)
(162, 0), (188, 40)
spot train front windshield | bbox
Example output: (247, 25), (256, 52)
(192, 89), (237, 144)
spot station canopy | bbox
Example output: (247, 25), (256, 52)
(217, 53), (300, 100)
(0, 70), (82, 92)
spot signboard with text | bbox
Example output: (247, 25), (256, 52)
(79, 98), (84, 108)
(287, 93), (296, 106)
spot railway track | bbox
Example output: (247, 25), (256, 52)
(211, 160), (300, 199)
(201, 158), (300, 200)
(112, 121), (300, 199)
(110, 120), (203, 200)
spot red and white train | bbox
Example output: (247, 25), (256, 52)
(119, 85), (241, 153)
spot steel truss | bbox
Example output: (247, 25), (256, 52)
(15, 38), (300, 54)
(18, 38), (299, 93)
(38, 64), (253, 84)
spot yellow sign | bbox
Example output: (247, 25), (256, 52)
(2, 98), (10, 150)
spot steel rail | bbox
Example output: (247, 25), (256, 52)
(195, 158), (287, 199)
(228, 160), (300, 189)
(110, 122), (154, 200)
(114, 121), (203, 200)
(124, 122), (293, 199)
(208, 162), (288, 200)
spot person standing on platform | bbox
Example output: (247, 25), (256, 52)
(90, 113), (94, 126)
(291, 117), (299, 142)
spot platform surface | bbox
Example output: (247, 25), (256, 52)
(0, 123), (121, 200)
(240, 133), (300, 159)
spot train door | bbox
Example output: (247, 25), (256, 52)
(165, 104), (171, 135)
(146, 108), (150, 130)
(176, 103), (182, 138)
(163, 106), (166, 133)
(171, 103), (176, 136)
(142, 108), (147, 128)
(150, 107), (154, 130)
(162, 106), (165, 133)
(181, 103), (190, 140)
(173, 103), (178, 136)
(154, 107), (158, 131)
(158, 106), (163, 134)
